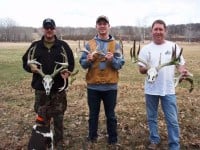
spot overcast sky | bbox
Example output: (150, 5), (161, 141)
(0, 0), (199, 28)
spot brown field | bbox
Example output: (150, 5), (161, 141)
(0, 41), (199, 149)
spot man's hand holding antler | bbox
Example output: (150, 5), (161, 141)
(105, 52), (113, 61)
(178, 65), (191, 79)
(87, 53), (95, 62)
(29, 64), (39, 73)
(60, 69), (70, 79)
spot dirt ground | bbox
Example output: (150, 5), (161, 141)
(0, 41), (200, 149)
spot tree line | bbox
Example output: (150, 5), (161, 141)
(0, 18), (200, 42)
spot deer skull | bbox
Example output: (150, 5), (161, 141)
(147, 67), (158, 83)
(42, 75), (54, 95)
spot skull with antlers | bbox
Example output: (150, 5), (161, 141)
(130, 40), (183, 83)
(130, 40), (194, 92)
(27, 45), (69, 95)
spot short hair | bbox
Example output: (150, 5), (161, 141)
(152, 19), (166, 29)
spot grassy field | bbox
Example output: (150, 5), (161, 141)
(0, 41), (199, 149)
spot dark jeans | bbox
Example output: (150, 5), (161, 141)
(87, 88), (118, 143)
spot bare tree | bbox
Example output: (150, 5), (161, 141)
(0, 17), (200, 42)
(0, 18), (17, 41)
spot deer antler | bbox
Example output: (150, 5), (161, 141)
(51, 53), (68, 77)
(27, 46), (69, 95)
(130, 42), (186, 84)
(157, 45), (183, 70)
(27, 45), (45, 77)
(80, 45), (106, 57)
(174, 72), (194, 93)
(27, 46), (42, 66)
(130, 40), (149, 68)
(51, 46), (69, 92)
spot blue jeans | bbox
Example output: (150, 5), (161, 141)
(87, 89), (118, 144)
(145, 94), (180, 150)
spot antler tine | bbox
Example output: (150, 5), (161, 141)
(27, 46), (34, 61)
(130, 47), (133, 60)
(133, 40), (136, 61)
(130, 41), (133, 60)
(58, 78), (66, 92)
(61, 53), (68, 64)
(172, 44), (183, 63)
(27, 46), (45, 77)
(51, 47), (68, 78)
(172, 44), (176, 60)
(27, 46), (34, 62)
(80, 49), (90, 54)
(137, 41), (141, 56)
(28, 46), (36, 60)
(130, 46), (132, 59)
(130, 40), (136, 62)
(27, 46), (42, 66)
(176, 48), (183, 62)
(62, 46), (68, 62)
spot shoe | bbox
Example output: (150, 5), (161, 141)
(147, 143), (159, 150)
(86, 136), (97, 143)
(108, 142), (117, 145)
(108, 142), (121, 150)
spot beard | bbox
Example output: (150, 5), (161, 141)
(44, 33), (55, 42)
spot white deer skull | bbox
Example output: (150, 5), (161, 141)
(147, 67), (158, 83)
(42, 75), (54, 95)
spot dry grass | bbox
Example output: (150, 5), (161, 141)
(0, 41), (199, 149)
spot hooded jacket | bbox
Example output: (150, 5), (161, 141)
(79, 35), (125, 91)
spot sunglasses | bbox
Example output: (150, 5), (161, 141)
(44, 26), (55, 30)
